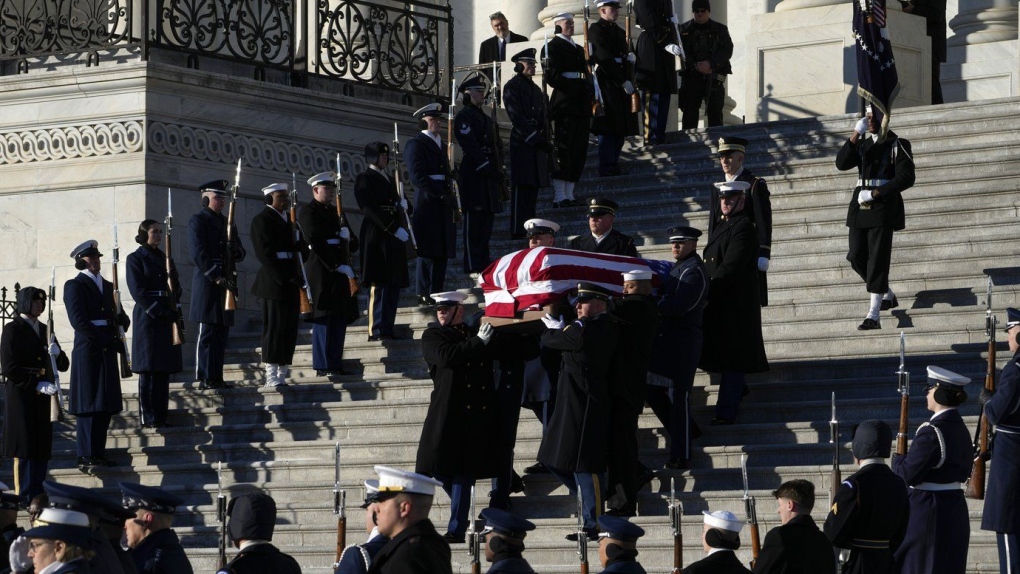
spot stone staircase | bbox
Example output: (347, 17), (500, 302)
(21, 96), (1020, 572)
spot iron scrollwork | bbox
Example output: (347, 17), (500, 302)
(0, 0), (133, 60)
(155, 0), (294, 68)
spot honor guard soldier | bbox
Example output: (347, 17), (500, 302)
(64, 239), (129, 474)
(893, 366), (973, 574)
(834, 106), (914, 330)
(633, 0), (682, 146)
(504, 47), (552, 236)
(0, 287), (68, 504)
(596, 515), (647, 573)
(299, 171), (360, 376)
(336, 480), (390, 574)
(355, 142), (411, 341)
(752, 480), (835, 574)
(20, 507), (93, 574)
(120, 482), (193, 574)
(366, 465), (452, 574)
(824, 419), (909, 574)
(683, 510), (750, 574)
(543, 12), (591, 208)
(589, 0), (639, 177)
(454, 76), (503, 275)
(710, 137), (773, 306)
(250, 182), (305, 389)
(188, 179), (246, 390)
(569, 198), (638, 256)
(647, 226), (707, 470)
(405, 103), (456, 305)
(525, 218), (559, 249)
(700, 181), (768, 425)
(982, 307), (1020, 573)
(44, 480), (137, 574)
(677, 0), (733, 129)
(479, 508), (536, 574)
(218, 492), (301, 574)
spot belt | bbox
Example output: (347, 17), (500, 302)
(912, 482), (963, 491)
(326, 239), (341, 245)
(144, 290), (169, 297)
(856, 178), (890, 187)
(428, 174), (446, 181)
(995, 424), (1020, 434)
(561, 72), (587, 79)
(851, 539), (890, 549)
(275, 252), (294, 259)
(91, 320), (108, 326)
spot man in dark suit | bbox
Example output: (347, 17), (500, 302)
(752, 479), (835, 574)
(188, 179), (246, 390)
(903, 0), (946, 104)
(683, 510), (751, 574)
(568, 198), (638, 256)
(367, 466), (452, 574)
(543, 12), (591, 207)
(478, 12), (528, 65)
(355, 142), (411, 341)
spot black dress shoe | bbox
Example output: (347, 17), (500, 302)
(605, 502), (636, 517)
(156, 420), (172, 428)
(881, 296), (899, 310)
(565, 527), (600, 542)
(141, 422), (156, 429)
(418, 295), (436, 306)
(203, 379), (233, 390)
(510, 471), (525, 494)
(664, 458), (689, 470)
(93, 456), (117, 467)
(443, 532), (465, 544)
(77, 457), (94, 473)
(710, 417), (735, 425)
(691, 420), (703, 440)
(523, 462), (550, 475)
(858, 318), (881, 330)
(636, 466), (655, 489)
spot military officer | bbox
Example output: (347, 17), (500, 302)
(20, 507), (93, 573)
(217, 492), (301, 574)
(44, 480), (135, 574)
(355, 142), (411, 341)
(250, 182), (304, 389)
(367, 465), (452, 574)
(683, 510), (751, 574)
(982, 307), (1020, 573)
(335, 480), (390, 574)
(709, 136), (773, 306)
(824, 419), (909, 574)
(677, 0), (733, 129)
(834, 107), (915, 330)
(597, 515), (647, 573)
(634, 0), (682, 146)
(406, 103), (456, 305)
(299, 171), (360, 377)
(479, 508), (536, 573)
(647, 226), (707, 469)
(892, 366), (973, 574)
(454, 76), (503, 275)
(0, 287), (68, 504)
(542, 12), (591, 207)
(121, 482), (194, 574)
(188, 179), (246, 390)
(752, 479), (834, 574)
(504, 48), (552, 236)
(63, 239), (129, 474)
(588, 0), (639, 177)
(569, 198), (639, 256)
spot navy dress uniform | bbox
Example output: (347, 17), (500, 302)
(588, 0), (640, 177)
(597, 516), (647, 574)
(218, 492), (301, 574)
(335, 480), (390, 574)
(568, 199), (639, 257)
(834, 114), (915, 330)
(355, 142), (411, 340)
(542, 12), (591, 206)
(120, 482), (194, 574)
(188, 179), (246, 390)
(406, 103), (456, 304)
(982, 307), (1020, 574)
(677, 0), (733, 129)
(127, 223), (183, 427)
(454, 77), (503, 274)
(63, 240), (128, 472)
(299, 171), (360, 376)
(504, 48), (552, 236)
(633, 0), (680, 145)
(682, 510), (751, 574)
(367, 466), (452, 574)
(480, 508), (536, 574)
(647, 226), (708, 468)
(892, 366), (973, 574)
(44, 480), (135, 574)
(21, 507), (94, 574)
(824, 420), (910, 574)
(0, 287), (68, 504)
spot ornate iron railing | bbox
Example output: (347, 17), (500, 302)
(0, 0), (139, 65)
(0, 283), (21, 325)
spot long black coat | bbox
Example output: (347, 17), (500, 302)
(355, 166), (410, 287)
(187, 207), (245, 325)
(708, 170), (773, 305)
(129, 528), (193, 574)
(218, 542), (301, 574)
(126, 245), (183, 374)
(824, 462), (909, 574)
(298, 198), (359, 321)
(406, 132), (455, 259)
(982, 348), (1020, 534)
(367, 519), (452, 574)
(568, 229), (638, 257)
(909, 0), (947, 62)
(752, 514), (835, 574)
(612, 294), (658, 411)
(835, 132), (915, 231)
(0, 316), (68, 459)
(454, 105), (503, 212)
(538, 313), (619, 473)
(544, 36), (593, 118)
(699, 212), (768, 374)
(588, 18), (639, 137)
(64, 273), (126, 415)
(250, 207), (303, 301)
(503, 73), (551, 189)
(417, 322), (537, 478)
(634, 0), (678, 94)
(678, 18), (733, 75)
(648, 254), (707, 386)
(682, 550), (751, 574)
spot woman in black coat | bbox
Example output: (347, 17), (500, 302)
(127, 220), (183, 428)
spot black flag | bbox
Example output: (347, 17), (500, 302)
(853, 0), (899, 142)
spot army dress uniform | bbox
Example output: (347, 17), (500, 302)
(633, 0), (680, 145)
(568, 199), (639, 257)
(542, 14), (592, 204)
(588, 0), (640, 176)
(504, 48), (552, 235)
(121, 482), (194, 574)
(677, 0), (733, 129)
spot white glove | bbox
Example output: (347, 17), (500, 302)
(665, 44), (684, 57)
(626, 52), (637, 64)
(9, 536), (30, 572)
(757, 257), (770, 272)
(399, 197), (409, 210)
(394, 228), (410, 243)
(36, 381), (57, 396)
(858, 189), (874, 205)
(622, 80), (635, 95)
(541, 314), (565, 330)
(854, 116), (869, 135)
(669, 14), (679, 24)
(48, 342), (60, 355)
(337, 265), (355, 278)
(477, 322), (494, 345)
(339, 228), (351, 241)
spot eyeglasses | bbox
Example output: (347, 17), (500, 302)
(28, 541), (51, 551)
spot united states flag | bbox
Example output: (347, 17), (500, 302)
(854, 0), (899, 141)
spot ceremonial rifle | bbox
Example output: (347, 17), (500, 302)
(896, 332), (910, 456)
(467, 485), (481, 574)
(576, 488), (589, 574)
(966, 277), (996, 499)
(669, 0), (687, 87)
(830, 391), (841, 507)
(165, 189), (186, 345)
(542, 31), (561, 173)
(741, 453), (760, 568)
(624, 0), (641, 113)
(668, 477), (682, 573)
(223, 159), (241, 311)
(289, 174), (314, 314)
(392, 123), (419, 254)
(334, 154), (360, 296)
(489, 65), (511, 202)
(111, 224), (132, 378)
(47, 267), (64, 422)
(583, 0), (606, 116)
(446, 72), (464, 222)
(217, 461), (227, 569)
(332, 441), (347, 566)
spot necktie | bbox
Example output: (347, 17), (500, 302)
(499, 39), (505, 61)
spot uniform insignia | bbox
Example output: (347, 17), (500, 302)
(830, 502), (837, 515)
(459, 123), (471, 134)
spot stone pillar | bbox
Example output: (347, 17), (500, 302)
(505, 0), (546, 39)
(942, 0), (1019, 101)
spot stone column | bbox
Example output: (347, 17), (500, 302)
(942, 0), (1018, 101)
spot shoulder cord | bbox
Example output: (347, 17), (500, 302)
(916, 422), (946, 469)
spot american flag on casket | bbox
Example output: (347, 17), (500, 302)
(478, 247), (673, 318)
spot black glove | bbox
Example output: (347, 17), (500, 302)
(116, 312), (130, 330)
(980, 388), (994, 405)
